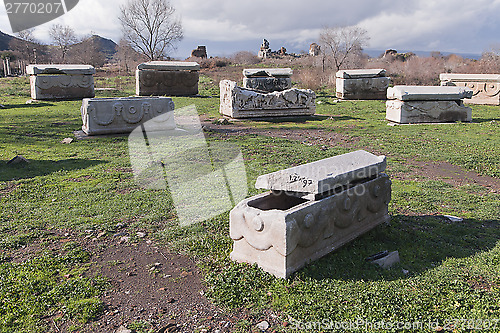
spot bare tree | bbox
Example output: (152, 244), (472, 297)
(49, 24), (78, 62)
(319, 25), (369, 71)
(9, 29), (37, 63)
(119, 0), (183, 60)
(115, 39), (147, 73)
(67, 35), (107, 68)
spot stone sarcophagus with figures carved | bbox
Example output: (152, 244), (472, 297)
(230, 150), (391, 278)
(242, 68), (293, 92)
(27, 64), (95, 100)
(136, 61), (200, 96)
(440, 73), (500, 105)
(81, 96), (176, 135)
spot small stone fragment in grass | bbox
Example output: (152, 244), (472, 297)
(443, 215), (463, 222)
(137, 231), (147, 238)
(115, 325), (132, 333)
(61, 137), (73, 144)
(256, 320), (270, 331)
(371, 251), (400, 269)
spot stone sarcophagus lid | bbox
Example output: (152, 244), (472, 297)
(81, 96), (176, 135)
(136, 61), (200, 96)
(336, 69), (391, 100)
(219, 80), (315, 118)
(26, 64), (95, 100)
(386, 85), (473, 124)
(440, 73), (500, 105)
(230, 150), (391, 278)
(242, 68), (293, 92)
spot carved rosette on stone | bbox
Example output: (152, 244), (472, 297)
(220, 80), (315, 118)
(81, 96), (176, 135)
(386, 85), (473, 124)
(440, 73), (500, 105)
(135, 61), (200, 96)
(336, 69), (391, 100)
(26, 64), (95, 100)
(242, 68), (293, 92)
(229, 150), (391, 278)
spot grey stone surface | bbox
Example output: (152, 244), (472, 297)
(26, 64), (95, 75)
(243, 77), (292, 92)
(336, 76), (391, 100)
(136, 69), (199, 96)
(81, 96), (176, 135)
(387, 85), (473, 101)
(243, 68), (293, 77)
(137, 61), (200, 71)
(230, 173), (392, 278)
(255, 150), (386, 195)
(372, 251), (400, 269)
(336, 69), (387, 79)
(440, 73), (500, 105)
(386, 100), (472, 124)
(29, 74), (95, 100)
(219, 80), (315, 118)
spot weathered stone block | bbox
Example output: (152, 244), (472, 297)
(440, 73), (500, 105)
(26, 64), (95, 100)
(387, 85), (473, 101)
(255, 150), (386, 198)
(386, 85), (473, 124)
(336, 69), (390, 99)
(219, 80), (315, 118)
(81, 96), (176, 135)
(386, 100), (472, 124)
(230, 173), (391, 278)
(243, 68), (293, 92)
(136, 61), (200, 96)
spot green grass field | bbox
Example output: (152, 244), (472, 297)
(0, 75), (498, 332)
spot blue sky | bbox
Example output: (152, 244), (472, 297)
(1, 0), (499, 58)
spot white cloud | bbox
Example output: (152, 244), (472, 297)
(0, 0), (499, 55)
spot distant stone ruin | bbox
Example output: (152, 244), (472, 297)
(309, 43), (321, 56)
(191, 46), (207, 58)
(382, 49), (415, 62)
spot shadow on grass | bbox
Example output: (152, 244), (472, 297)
(295, 214), (500, 282)
(1, 102), (55, 109)
(472, 117), (500, 123)
(0, 159), (107, 181)
(255, 115), (340, 123)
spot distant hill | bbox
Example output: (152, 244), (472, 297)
(0, 30), (15, 51)
(77, 35), (118, 60)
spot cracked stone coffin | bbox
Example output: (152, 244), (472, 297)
(81, 96), (176, 135)
(242, 68), (293, 92)
(219, 80), (316, 118)
(230, 150), (391, 278)
(136, 61), (200, 96)
(336, 69), (391, 100)
(386, 85), (473, 124)
(440, 73), (500, 105)
(26, 64), (95, 100)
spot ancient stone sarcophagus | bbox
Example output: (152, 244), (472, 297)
(26, 64), (95, 100)
(386, 85), (473, 124)
(336, 69), (391, 100)
(230, 150), (391, 278)
(136, 61), (200, 96)
(242, 68), (293, 92)
(440, 73), (500, 105)
(219, 80), (315, 118)
(81, 96), (176, 135)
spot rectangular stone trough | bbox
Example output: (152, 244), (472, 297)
(440, 73), (500, 105)
(81, 96), (176, 135)
(136, 61), (200, 96)
(386, 85), (473, 124)
(230, 150), (391, 278)
(336, 69), (391, 100)
(242, 68), (293, 92)
(26, 64), (95, 100)
(219, 80), (315, 118)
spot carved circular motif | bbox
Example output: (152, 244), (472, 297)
(90, 104), (115, 126)
(484, 82), (500, 97)
(58, 75), (72, 87)
(78, 75), (93, 88)
(122, 105), (144, 124)
(252, 216), (264, 231)
(304, 213), (315, 228)
(37, 77), (53, 90)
